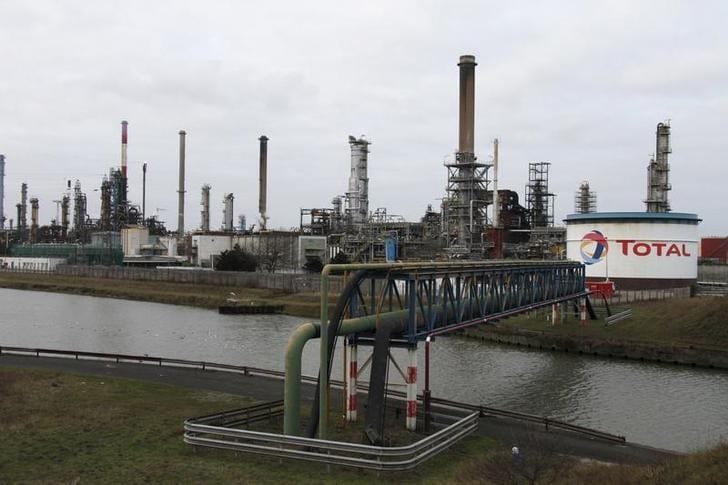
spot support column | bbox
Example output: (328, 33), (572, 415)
(424, 336), (432, 432)
(580, 297), (587, 326)
(346, 341), (358, 421)
(551, 303), (561, 326)
(406, 346), (417, 431)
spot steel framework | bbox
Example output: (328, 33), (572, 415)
(338, 261), (586, 344)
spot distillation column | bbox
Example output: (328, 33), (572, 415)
(29, 197), (38, 243)
(645, 122), (671, 213)
(223, 193), (234, 232)
(345, 135), (370, 224)
(200, 184), (211, 232)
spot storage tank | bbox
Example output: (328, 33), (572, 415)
(565, 212), (700, 289)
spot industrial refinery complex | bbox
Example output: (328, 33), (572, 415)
(0, 55), (709, 292)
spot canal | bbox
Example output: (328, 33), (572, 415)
(1, 288), (726, 452)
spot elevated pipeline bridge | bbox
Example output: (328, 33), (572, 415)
(284, 260), (593, 443)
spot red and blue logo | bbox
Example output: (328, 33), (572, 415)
(580, 230), (608, 265)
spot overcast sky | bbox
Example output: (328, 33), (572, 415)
(1, 0), (726, 235)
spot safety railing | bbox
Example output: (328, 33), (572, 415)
(0, 345), (626, 444)
(605, 309), (633, 326)
(184, 400), (479, 471)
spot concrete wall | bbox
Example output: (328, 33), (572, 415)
(698, 264), (728, 282)
(192, 234), (233, 267)
(55, 265), (342, 294)
(0, 257), (67, 272)
(234, 233), (299, 271)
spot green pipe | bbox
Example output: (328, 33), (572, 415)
(283, 322), (319, 436)
(285, 309), (413, 436)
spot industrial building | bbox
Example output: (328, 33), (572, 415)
(0, 56), (706, 295)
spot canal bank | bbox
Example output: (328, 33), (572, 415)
(462, 325), (728, 370)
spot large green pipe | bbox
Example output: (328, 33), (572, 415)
(284, 308), (413, 436)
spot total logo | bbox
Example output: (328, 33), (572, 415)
(579, 230), (691, 264)
(579, 230), (608, 265)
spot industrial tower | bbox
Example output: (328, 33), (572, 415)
(444, 55), (491, 257)
(645, 121), (671, 213)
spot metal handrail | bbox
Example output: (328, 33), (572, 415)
(184, 401), (480, 471)
(605, 310), (633, 326)
(0, 345), (626, 443)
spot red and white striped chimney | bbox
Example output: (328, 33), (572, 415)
(121, 120), (128, 178)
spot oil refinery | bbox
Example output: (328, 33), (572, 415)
(0, 55), (703, 293)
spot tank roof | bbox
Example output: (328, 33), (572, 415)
(564, 212), (700, 224)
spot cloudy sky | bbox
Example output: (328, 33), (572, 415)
(1, 0), (726, 235)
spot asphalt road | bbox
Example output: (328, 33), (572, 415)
(1, 353), (679, 465)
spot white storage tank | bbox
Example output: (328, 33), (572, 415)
(565, 212), (700, 289)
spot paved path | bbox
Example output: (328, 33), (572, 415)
(1, 353), (679, 465)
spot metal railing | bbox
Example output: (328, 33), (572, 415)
(426, 397), (625, 443)
(605, 309), (633, 326)
(0, 345), (626, 444)
(184, 400), (479, 471)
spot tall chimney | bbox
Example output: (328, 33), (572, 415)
(177, 130), (186, 236)
(458, 55), (477, 154)
(142, 162), (147, 221)
(201, 184), (211, 232)
(258, 135), (268, 231)
(15, 204), (21, 240)
(0, 154), (5, 229)
(492, 138), (499, 228)
(20, 182), (27, 235)
(30, 197), (38, 243)
(121, 121), (128, 179)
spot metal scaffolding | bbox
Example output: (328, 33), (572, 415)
(525, 162), (554, 228)
(444, 153), (490, 256)
(574, 181), (597, 214)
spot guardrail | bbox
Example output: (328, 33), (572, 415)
(0, 345), (626, 444)
(605, 310), (633, 326)
(426, 397), (625, 443)
(184, 401), (479, 471)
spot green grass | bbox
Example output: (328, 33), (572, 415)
(465, 297), (728, 349)
(0, 367), (498, 483)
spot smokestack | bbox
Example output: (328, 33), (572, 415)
(20, 182), (27, 234)
(0, 154), (4, 229)
(30, 197), (38, 243)
(15, 204), (21, 239)
(177, 130), (186, 237)
(458, 55), (477, 154)
(142, 162), (147, 221)
(201, 184), (211, 232)
(121, 121), (128, 179)
(258, 135), (268, 231)
(492, 138), (499, 228)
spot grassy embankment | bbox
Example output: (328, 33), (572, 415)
(0, 272), (325, 318)
(464, 296), (728, 350)
(1, 367), (725, 484)
(0, 366), (493, 483)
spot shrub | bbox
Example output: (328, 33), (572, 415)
(215, 244), (257, 272)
